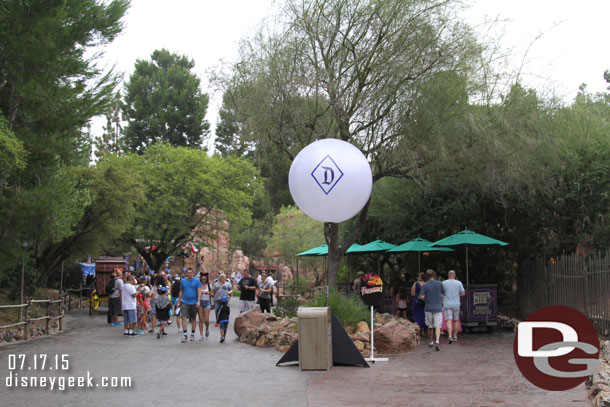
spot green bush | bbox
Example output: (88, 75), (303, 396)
(274, 296), (299, 318)
(285, 277), (310, 296)
(306, 288), (369, 328)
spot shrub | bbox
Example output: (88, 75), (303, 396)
(306, 288), (369, 328)
(274, 296), (299, 318)
(284, 277), (311, 296)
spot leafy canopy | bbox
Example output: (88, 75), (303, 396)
(123, 49), (210, 153)
(120, 144), (262, 271)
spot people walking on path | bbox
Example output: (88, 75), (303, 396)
(155, 286), (171, 339)
(149, 272), (170, 333)
(236, 269), (257, 313)
(177, 268), (201, 343)
(213, 273), (233, 326)
(418, 269), (445, 351)
(411, 272), (427, 334)
(395, 287), (408, 319)
(170, 274), (182, 331)
(442, 270), (465, 344)
(217, 295), (230, 343)
(258, 271), (273, 313)
(198, 273), (212, 340)
(108, 270), (123, 326)
(121, 275), (138, 337)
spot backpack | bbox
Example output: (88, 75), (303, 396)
(105, 277), (117, 296)
(171, 280), (181, 297)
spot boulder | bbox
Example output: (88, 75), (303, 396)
(234, 308), (267, 337)
(594, 391), (610, 407)
(373, 319), (420, 354)
(255, 335), (271, 348)
(354, 321), (371, 342)
(602, 340), (610, 365)
(353, 340), (365, 352)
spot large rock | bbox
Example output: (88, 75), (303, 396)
(354, 321), (371, 342)
(589, 341), (610, 406)
(373, 319), (420, 354)
(231, 250), (250, 273)
(593, 391), (610, 407)
(234, 307), (267, 337)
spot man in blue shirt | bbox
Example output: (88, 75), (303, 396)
(419, 269), (445, 351)
(442, 270), (465, 344)
(177, 268), (201, 342)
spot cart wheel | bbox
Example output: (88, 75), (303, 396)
(90, 290), (100, 310)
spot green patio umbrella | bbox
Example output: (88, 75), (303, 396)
(429, 230), (508, 286)
(296, 244), (328, 257)
(346, 240), (396, 254)
(345, 240), (396, 278)
(387, 237), (454, 274)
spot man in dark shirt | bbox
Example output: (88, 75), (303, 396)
(236, 269), (257, 313)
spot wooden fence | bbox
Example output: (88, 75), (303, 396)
(0, 297), (65, 340)
(519, 250), (610, 337)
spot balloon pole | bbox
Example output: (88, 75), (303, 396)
(365, 305), (388, 363)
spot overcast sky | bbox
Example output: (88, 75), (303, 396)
(92, 0), (610, 148)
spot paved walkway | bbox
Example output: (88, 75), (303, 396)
(0, 305), (591, 407)
(308, 333), (590, 407)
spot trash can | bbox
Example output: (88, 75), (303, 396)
(297, 307), (332, 371)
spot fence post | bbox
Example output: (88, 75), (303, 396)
(59, 295), (64, 331)
(544, 260), (550, 306)
(582, 260), (589, 317)
(46, 299), (51, 334)
(24, 300), (30, 340)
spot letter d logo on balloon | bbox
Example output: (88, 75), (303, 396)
(513, 305), (600, 391)
(288, 139), (372, 223)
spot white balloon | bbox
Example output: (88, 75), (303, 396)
(289, 139), (372, 223)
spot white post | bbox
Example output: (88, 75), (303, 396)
(370, 306), (374, 359)
(365, 305), (388, 362)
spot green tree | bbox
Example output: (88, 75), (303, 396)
(34, 159), (144, 286)
(264, 206), (325, 261)
(216, 0), (487, 287)
(0, 0), (129, 167)
(0, 113), (27, 195)
(123, 49), (210, 152)
(93, 92), (124, 158)
(120, 144), (261, 272)
(0, 0), (129, 286)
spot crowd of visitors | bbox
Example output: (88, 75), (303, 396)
(106, 265), (276, 343)
(353, 267), (466, 351)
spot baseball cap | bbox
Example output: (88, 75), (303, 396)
(220, 295), (228, 302)
(158, 286), (167, 293)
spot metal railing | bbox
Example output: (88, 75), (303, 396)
(519, 249), (610, 337)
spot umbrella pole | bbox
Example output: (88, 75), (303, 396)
(296, 257), (299, 296)
(464, 230), (470, 327)
(466, 247), (469, 286)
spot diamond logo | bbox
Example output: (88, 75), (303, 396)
(311, 155), (344, 195)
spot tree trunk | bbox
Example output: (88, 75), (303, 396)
(323, 199), (372, 289)
(140, 249), (168, 274)
(325, 222), (340, 288)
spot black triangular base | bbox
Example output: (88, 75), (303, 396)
(276, 311), (369, 367)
